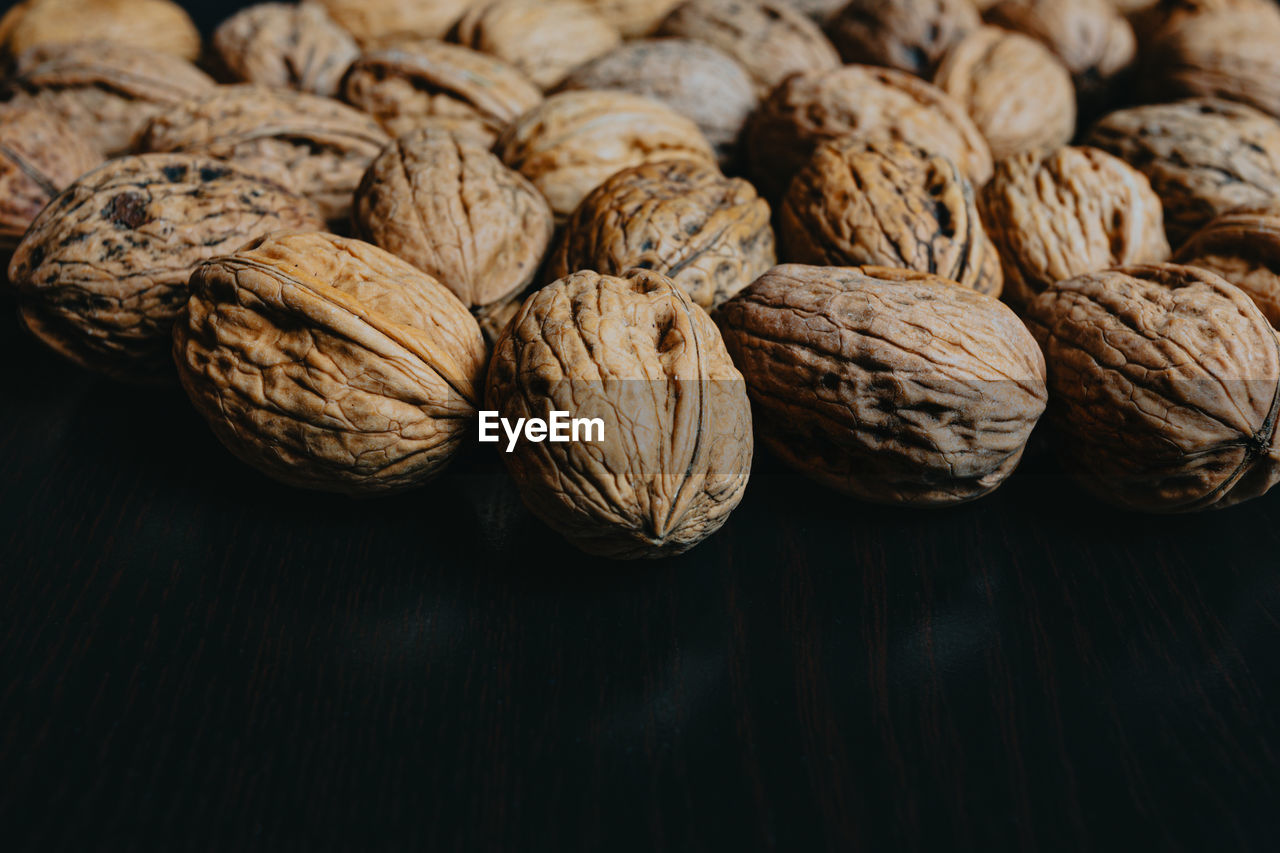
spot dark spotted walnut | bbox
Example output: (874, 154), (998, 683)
(1174, 206), (1280, 327)
(825, 0), (980, 77)
(485, 268), (753, 558)
(313, 0), (476, 46)
(0, 0), (201, 63)
(7, 154), (324, 382)
(174, 231), (488, 496)
(211, 2), (360, 97)
(1025, 264), (1280, 511)
(979, 146), (1170, 310)
(779, 138), (1002, 297)
(548, 158), (775, 311)
(717, 264), (1046, 504)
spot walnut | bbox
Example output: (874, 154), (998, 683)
(140, 84), (390, 225)
(556, 39), (756, 168)
(1129, 0), (1271, 43)
(451, 0), (621, 90)
(211, 3), (360, 98)
(656, 0), (840, 98)
(777, 0), (846, 23)
(932, 25), (1075, 160)
(1085, 98), (1280, 245)
(1025, 264), (1280, 511)
(340, 40), (541, 147)
(1174, 206), (1280, 328)
(717, 264), (1047, 504)
(0, 102), (101, 255)
(175, 231), (487, 495)
(778, 138), (1002, 296)
(313, 0), (475, 47)
(548, 158), (775, 310)
(495, 90), (716, 221)
(2, 41), (215, 157)
(485, 268), (753, 558)
(7, 154), (324, 382)
(0, 0), (200, 63)
(979, 146), (1170, 310)
(580, 0), (683, 35)
(744, 64), (993, 201)
(825, 0), (980, 77)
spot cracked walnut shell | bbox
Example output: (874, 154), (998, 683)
(1174, 206), (1280, 328)
(0, 0), (200, 63)
(211, 2), (360, 97)
(825, 0), (980, 78)
(485, 268), (753, 558)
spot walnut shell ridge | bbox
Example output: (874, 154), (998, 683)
(0, 0), (201, 63)
(1174, 206), (1280, 328)
(825, 0), (980, 77)
(211, 2), (360, 97)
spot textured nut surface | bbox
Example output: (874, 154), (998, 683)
(656, 0), (840, 97)
(313, 0), (475, 46)
(581, 0), (683, 35)
(0, 0), (200, 62)
(717, 264), (1047, 504)
(0, 103), (102, 253)
(777, 0), (846, 21)
(340, 40), (541, 147)
(1174, 207), (1280, 327)
(549, 158), (775, 310)
(175, 231), (487, 495)
(1086, 98), (1280, 245)
(495, 90), (716, 221)
(452, 0), (621, 90)
(779, 138), (1002, 297)
(211, 2), (360, 97)
(485, 268), (753, 558)
(744, 64), (993, 201)
(353, 128), (553, 326)
(1025, 264), (1280, 511)
(8, 155), (324, 382)
(141, 84), (390, 225)
(556, 39), (756, 167)
(825, 0), (980, 77)
(979, 146), (1170, 309)
(3, 41), (215, 157)
(932, 25), (1075, 160)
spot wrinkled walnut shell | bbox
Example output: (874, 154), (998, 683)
(0, 0), (200, 63)
(211, 2), (360, 97)
(1174, 206), (1280, 328)
(313, 0), (475, 46)
(825, 0), (980, 77)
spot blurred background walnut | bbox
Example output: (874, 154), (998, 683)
(211, 2), (360, 97)
(825, 0), (980, 78)
(1174, 206), (1280, 327)
(0, 0), (200, 63)
(580, 0), (684, 35)
(776, 0), (846, 23)
(313, 0), (476, 47)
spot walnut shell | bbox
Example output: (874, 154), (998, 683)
(555, 39), (756, 168)
(1025, 263), (1280, 511)
(825, 0), (980, 77)
(140, 84), (390, 226)
(581, 0), (683, 35)
(979, 146), (1170, 310)
(656, 0), (840, 98)
(485, 268), (753, 558)
(3, 41), (215, 157)
(779, 138), (1002, 297)
(744, 64), (993, 201)
(548, 158), (775, 310)
(1174, 206), (1280, 328)
(340, 40), (542, 147)
(452, 0), (621, 90)
(0, 102), (102, 254)
(932, 25), (1075, 160)
(717, 264), (1047, 504)
(777, 0), (846, 22)
(1129, 0), (1271, 44)
(495, 90), (716, 222)
(211, 2), (360, 97)
(0, 0), (200, 63)
(8, 155), (324, 382)
(1085, 98), (1280, 245)
(353, 128), (553, 332)
(313, 0), (476, 46)
(174, 230), (488, 495)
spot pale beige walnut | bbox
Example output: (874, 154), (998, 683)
(7, 155), (324, 383)
(3, 42), (215, 157)
(717, 264), (1047, 504)
(549, 158), (775, 310)
(211, 3), (360, 97)
(495, 90), (716, 222)
(979, 146), (1170, 310)
(0, 0), (200, 63)
(656, 0), (840, 98)
(581, 0), (683, 35)
(175, 231), (488, 496)
(0, 103), (102, 254)
(353, 128), (553, 337)
(1175, 206), (1280, 328)
(452, 0), (621, 90)
(744, 64), (992, 201)
(485, 268), (753, 558)
(340, 40), (541, 147)
(313, 0), (475, 46)
(825, 0), (980, 77)
(933, 25), (1075, 160)
(1025, 264), (1280, 511)
(556, 39), (756, 168)
(140, 84), (390, 225)
(779, 138), (1002, 296)
(1085, 98), (1280, 245)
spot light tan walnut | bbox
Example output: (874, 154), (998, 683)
(211, 2), (360, 97)
(1175, 206), (1280, 328)
(313, 0), (476, 46)
(0, 0), (200, 63)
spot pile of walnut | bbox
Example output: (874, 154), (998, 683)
(3, 0), (1280, 558)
